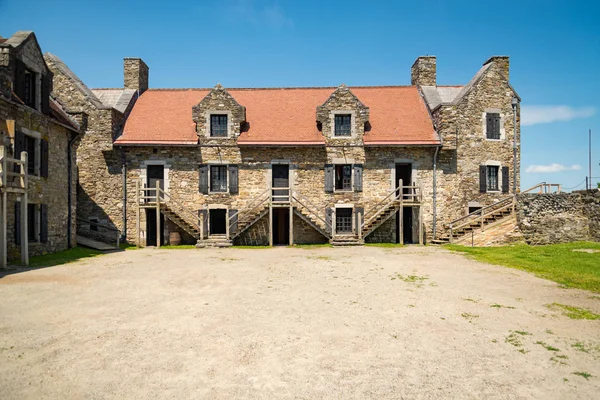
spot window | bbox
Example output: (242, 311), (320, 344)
(486, 113), (501, 139)
(24, 135), (36, 175)
(486, 166), (499, 191)
(27, 203), (38, 242)
(334, 165), (352, 191)
(210, 165), (227, 192)
(23, 68), (36, 108)
(334, 114), (351, 136)
(336, 208), (353, 234)
(210, 114), (228, 137)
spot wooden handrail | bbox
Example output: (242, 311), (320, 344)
(292, 191), (330, 230)
(76, 217), (121, 248)
(228, 188), (271, 231)
(158, 187), (201, 232)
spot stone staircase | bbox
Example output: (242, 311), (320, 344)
(330, 235), (364, 246)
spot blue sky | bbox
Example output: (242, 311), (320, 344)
(1, 0), (598, 190)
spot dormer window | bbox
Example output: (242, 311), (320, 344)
(334, 114), (351, 136)
(210, 114), (228, 137)
(23, 68), (36, 108)
(486, 113), (501, 139)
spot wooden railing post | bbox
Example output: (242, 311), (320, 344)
(135, 180), (140, 247)
(332, 208), (336, 238)
(20, 151), (28, 266)
(155, 181), (161, 248)
(0, 146), (6, 268)
(357, 212), (362, 240)
(449, 224), (453, 244)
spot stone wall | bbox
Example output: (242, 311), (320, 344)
(517, 190), (600, 245)
(124, 58), (148, 93)
(0, 97), (78, 260)
(411, 56), (436, 86)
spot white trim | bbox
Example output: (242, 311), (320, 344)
(205, 110), (233, 139)
(330, 110), (357, 139)
(483, 160), (502, 193)
(21, 128), (41, 176)
(482, 108), (506, 141)
(207, 164), (229, 194)
(207, 206), (228, 237)
(391, 160), (417, 191)
(140, 160), (171, 193)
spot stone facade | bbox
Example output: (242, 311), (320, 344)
(411, 56), (436, 86)
(517, 190), (600, 245)
(123, 58), (148, 92)
(0, 32), (79, 262)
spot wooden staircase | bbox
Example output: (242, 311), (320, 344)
(292, 191), (331, 240)
(432, 182), (562, 245)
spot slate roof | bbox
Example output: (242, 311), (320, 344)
(92, 89), (137, 113)
(116, 86), (439, 146)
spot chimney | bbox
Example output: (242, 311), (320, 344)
(411, 56), (436, 86)
(483, 56), (509, 80)
(123, 58), (149, 93)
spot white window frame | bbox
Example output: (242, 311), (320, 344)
(483, 160), (502, 193)
(204, 110), (233, 139)
(20, 128), (41, 177)
(330, 110), (357, 139)
(207, 204), (229, 237)
(208, 164), (229, 194)
(482, 108), (506, 141)
(334, 204), (354, 234)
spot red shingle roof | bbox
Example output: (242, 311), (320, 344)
(116, 86), (438, 146)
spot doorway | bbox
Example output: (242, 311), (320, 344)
(209, 209), (227, 235)
(146, 209), (164, 246)
(395, 163), (412, 198)
(272, 164), (290, 203)
(403, 207), (414, 244)
(272, 208), (289, 245)
(395, 163), (413, 243)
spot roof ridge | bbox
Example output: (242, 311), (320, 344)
(143, 85), (418, 92)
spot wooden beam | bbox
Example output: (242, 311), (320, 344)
(289, 205), (293, 246)
(418, 205), (423, 245)
(269, 205), (273, 247)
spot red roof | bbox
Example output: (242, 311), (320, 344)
(116, 86), (438, 146)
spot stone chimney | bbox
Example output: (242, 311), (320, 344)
(484, 56), (509, 80)
(411, 56), (436, 86)
(124, 58), (149, 93)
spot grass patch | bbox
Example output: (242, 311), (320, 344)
(308, 255), (332, 261)
(535, 341), (560, 352)
(546, 303), (600, 320)
(572, 371), (593, 380)
(391, 273), (428, 283)
(233, 245), (272, 249)
(364, 243), (404, 248)
(160, 245), (196, 249)
(28, 247), (102, 268)
(463, 297), (479, 303)
(461, 312), (479, 322)
(119, 243), (138, 250)
(505, 330), (531, 348)
(490, 303), (516, 309)
(446, 242), (600, 293)
(292, 244), (332, 249)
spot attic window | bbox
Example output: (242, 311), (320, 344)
(23, 68), (36, 108)
(334, 114), (351, 136)
(210, 114), (228, 137)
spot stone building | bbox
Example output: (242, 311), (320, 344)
(51, 51), (520, 247)
(0, 31), (81, 266)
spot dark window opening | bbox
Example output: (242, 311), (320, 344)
(23, 69), (36, 108)
(486, 113), (501, 140)
(89, 218), (99, 231)
(27, 203), (37, 242)
(334, 114), (351, 136)
(487, 166), (499, 191)
(24, 135), (36, 175)
(210, 165), (228, 192)
(336, 208), (353, 234)
(209, 209), (227, 235)
(210, 114), (228, 137)
(334, 164), (352, 191)
(468, 206), (482, 215)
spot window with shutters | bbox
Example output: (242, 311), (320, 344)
(24, 134), (37, 174)
(210, 114), (228, 137)
(210, 165), (228, 192)
(27, 203), (39, 242)
(334, 164), (352, 191)
(486, 166), (499, 191)
(486, 112), (501, 140)
(334, 114), (352, 136)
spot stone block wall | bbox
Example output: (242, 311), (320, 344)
(0, 97), (77, 260)
(517, 190), (600, 245)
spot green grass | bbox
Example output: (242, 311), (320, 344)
(119, 243), (138, 250)
(364, 243), (404, 248)
(535, 341), (560, 352)
(446, 242), (600, 293)
(28, 247), (102, 268)
(572, 371), (593, 380)
(159, 245), (197, 249)
(546, 303), (600, 320)
(291, 243), (332, 249)
(233, 245), (272, 249)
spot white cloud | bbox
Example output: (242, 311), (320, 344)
(227, 0), (293, 29)
(521, 105), (596, 126)
(525, 164), (582, 173)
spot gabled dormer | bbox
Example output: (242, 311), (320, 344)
(0, 31), (53, 115)
(316, 84), (369, 145)
(192, 84), (246, 143)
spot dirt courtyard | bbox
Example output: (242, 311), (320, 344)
(1, 246), (599, 399)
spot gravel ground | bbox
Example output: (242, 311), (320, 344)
(1, 246), (599, 399)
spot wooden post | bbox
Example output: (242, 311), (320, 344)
(20, 152), (28, 266)
(155, 180), (160, 248)
(357, 212), (362, 241)
(332, 208), (336, 238)
(480, 208), (485, 232)
(418, 205), (423, 245)
(226, 208), (230, 240)
(135, 180), (140, 247)
(398, 179), (403, 244)
(199, 211), (204, 240)
(289, 205), (293, 245)
(268, 205), (273, 247)
(0, 146), (6, 268)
